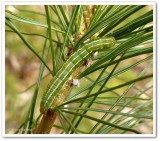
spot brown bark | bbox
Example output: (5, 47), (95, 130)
(33, 109), (56, 134)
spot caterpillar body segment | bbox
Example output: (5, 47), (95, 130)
(40, 37), (116, 114)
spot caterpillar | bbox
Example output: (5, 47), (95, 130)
(40, 37), (116, 114)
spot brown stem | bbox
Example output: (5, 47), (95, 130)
(33, 109), (57, 134)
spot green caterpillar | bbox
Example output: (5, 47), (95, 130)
(40, 37), (116, 114)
